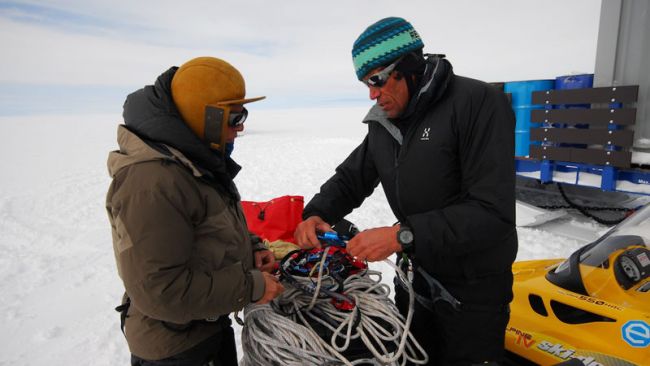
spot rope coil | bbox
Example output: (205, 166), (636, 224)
(240, 249), (428, 366)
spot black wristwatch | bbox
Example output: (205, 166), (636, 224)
(397, 225), (414, 252)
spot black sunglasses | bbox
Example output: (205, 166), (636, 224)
(228, 107), (248, 127)
(362, 56), (404, 88)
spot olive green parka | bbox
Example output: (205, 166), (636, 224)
(106, 67), (264, 360)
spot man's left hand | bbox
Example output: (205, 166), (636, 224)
(346, 226), (401, 262)
(254, 249), (275, 272)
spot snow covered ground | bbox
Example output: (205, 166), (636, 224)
(0, 108), (615, 365)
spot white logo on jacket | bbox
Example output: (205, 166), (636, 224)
(421, 128), (431, 141)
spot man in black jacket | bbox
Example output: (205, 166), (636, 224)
(294, 17), (518, 365)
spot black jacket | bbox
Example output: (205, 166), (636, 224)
(304, 56), (518, 281)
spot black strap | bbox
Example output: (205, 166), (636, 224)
(162, 316), (229, 333)
(396, 257), (508, 313)
(114, 297), (131, 336)
(396, 258), (461, 311)
(414, 265), (462, 311)
(115, 296), (226, 336)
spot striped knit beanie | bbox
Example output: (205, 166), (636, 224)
(352, 17), (424, 80)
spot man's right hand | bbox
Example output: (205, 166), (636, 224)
(255, 272), (284, 304)
(294, 216), (333, 249)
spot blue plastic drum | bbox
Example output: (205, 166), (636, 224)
(555, 74), (595, 147)
(555, 74), (594, 109)
(504, 79), (555, 157)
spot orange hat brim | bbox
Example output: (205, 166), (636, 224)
(216, 96), (266, 106)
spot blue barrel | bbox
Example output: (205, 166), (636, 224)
(504, 79), (555, 157)
(555, 74), (594, 109)
(555, 73), (593, 89)
(555, 74), (595, 148)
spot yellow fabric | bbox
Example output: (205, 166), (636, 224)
(267, 240), (301, 260)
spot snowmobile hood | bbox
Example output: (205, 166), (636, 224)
(505, 206), (650, 365)
(505, 205), (650, 366)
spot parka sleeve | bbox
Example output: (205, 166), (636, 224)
(407, 87), (517, 262)
(109, 172), (262, 324)
(303, 134), (380, 225)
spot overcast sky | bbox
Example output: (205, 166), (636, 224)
(0, 0), (602, 116)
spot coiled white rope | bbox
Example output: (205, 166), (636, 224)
(240, 255), (428, 366)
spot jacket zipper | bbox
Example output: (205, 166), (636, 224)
(393, 113), (428, 224)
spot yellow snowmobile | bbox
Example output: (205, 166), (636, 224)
(505, 204), (650, 365)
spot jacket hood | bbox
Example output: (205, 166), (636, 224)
(121, 66), (241, 196)
(107, 125), (207, 179)
(402, 54), (454, 120)
(107, 126), (165, 178)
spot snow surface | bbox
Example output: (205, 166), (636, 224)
(0, 108), (609, 365)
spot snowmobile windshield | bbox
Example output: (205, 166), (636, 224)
(578, 204), (650, 267)
(547, 204), (650, 294)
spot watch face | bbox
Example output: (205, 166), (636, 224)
(399, 229), (414, 244)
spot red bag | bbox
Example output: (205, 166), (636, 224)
(241, 195), (304, 243)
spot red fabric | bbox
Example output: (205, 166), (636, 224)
(241, 195), (304, 243)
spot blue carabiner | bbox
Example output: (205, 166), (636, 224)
(317, 232), (348, 247)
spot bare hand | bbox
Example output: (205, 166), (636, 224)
(294, 216), (333, 249)
(256, 272), (284, 304)
(254, 249), (275, 273)
(346, 226), (401, 262)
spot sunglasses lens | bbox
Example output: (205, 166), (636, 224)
(367, 75), (386, 88)
(228, 107), (248, 127)
(363, 56), (403, 88)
